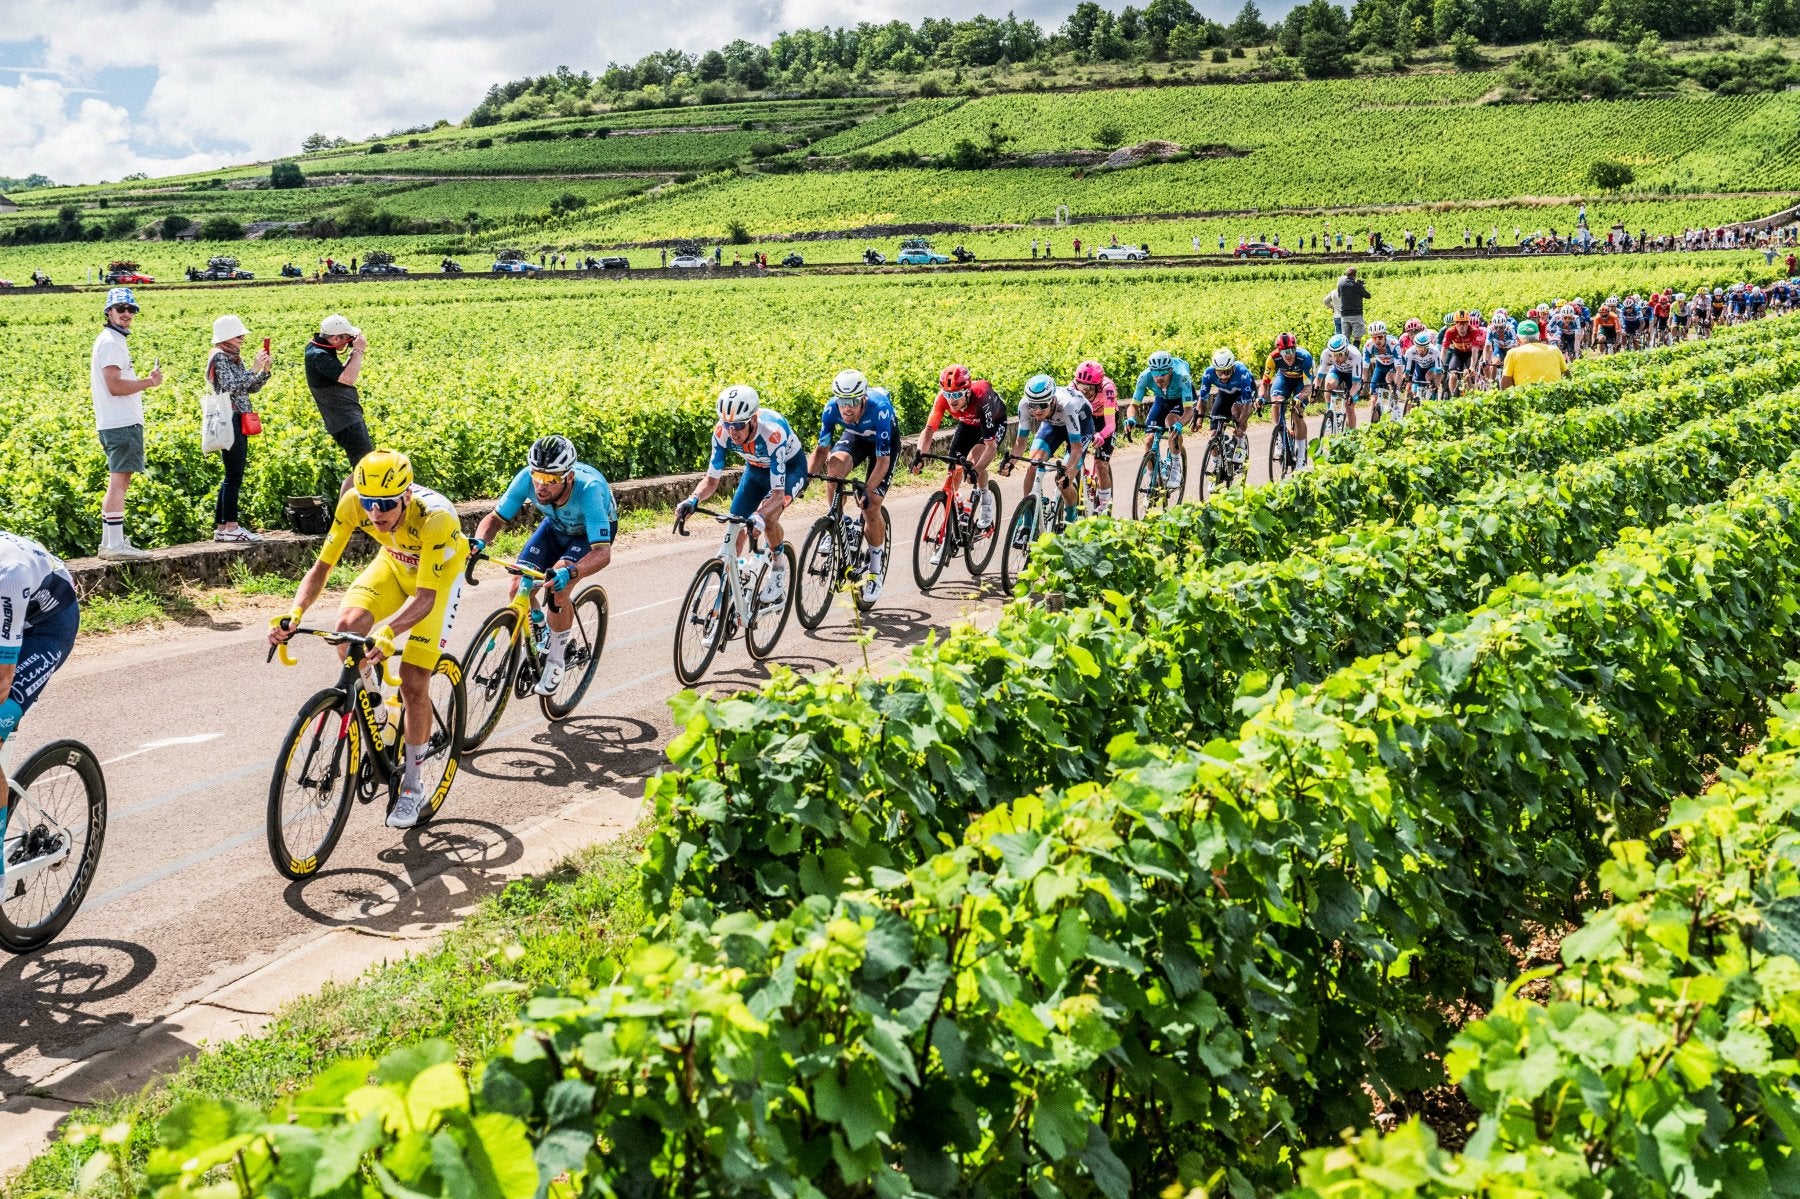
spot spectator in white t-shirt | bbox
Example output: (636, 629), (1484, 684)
(90, 287), (163, 560)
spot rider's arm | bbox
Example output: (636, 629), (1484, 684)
(917, 395), (948, 457)
(271, 557), (334, 643)
(476, 468), (533, 545)
(0, 663), (17, 742)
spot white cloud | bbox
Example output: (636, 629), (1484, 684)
(0, 0), (1253, 185)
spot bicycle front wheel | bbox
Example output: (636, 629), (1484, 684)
(459, 607), (519, 752)
(1198, 437), (1226, 502)
(748, 542), (797, 660)
(1000, 496), (1041, 593)
(540, 587), (609, 721)
(912, 492), (952, 590)
(674, 559), (728, 685)
(1268, 427), (1291, 481)
(267, 690), (356, 880)
(794, 517), (842, 631)
(1, 740), (106, 953)
(965, 482), (1004, 576)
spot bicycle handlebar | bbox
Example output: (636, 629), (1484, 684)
(674, 505), (758, 537)
(913, 451), (976, 471)
(267, 624), (398, 685)
(463, 546), (561, 612)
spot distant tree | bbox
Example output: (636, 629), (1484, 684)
(160, 213), (192, 239)
(1094, 121), (1127, 148)
(697, 49), (729, 80)
(270, 161), (305, 189)
(1449, 30), (1484, 65)
(301, 132), (333, 153)
(1588, 158), (1635, 189)
(1230, 0), (1271, 43)
(1169, 23), (1210, 57)
(199, 215), (244, 240)
(1143, 0), (1203, 37)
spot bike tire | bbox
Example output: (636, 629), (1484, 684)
(1268, 426), (1289, 481)
(852, 535), (888, 615)
(1000, 496), (1040, 593)
(1131, 452), (1162, 520)
(416, 655), (467, 823)
(912, 492), (951, 591)
(267, 690), (356, 880)
(748, 542), (797, 660)
(459, 607), (519, 753)
(540, 587), (609, 721)
(794, 517), (841, 631)
(965, 482), (1004, 576)
(1198, 437), (1226, 502)
(673, 559), (728, 685)
(0, 740), (107, 953)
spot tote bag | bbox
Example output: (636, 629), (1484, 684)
(200, 352), (235, 454)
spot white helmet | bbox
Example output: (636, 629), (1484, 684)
(1211, 347), (1235, 371)
(717, 384), (760, 423)
(1368, 320), (1388, 335)
(831, 368), (869, 402)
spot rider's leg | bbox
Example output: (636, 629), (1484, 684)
(1345, 384), (1359, 429)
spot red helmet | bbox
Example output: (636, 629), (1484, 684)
(1073, 360), (1106, 387)
(939, 364), (971, 394)
(1274, 332), (1298, 351)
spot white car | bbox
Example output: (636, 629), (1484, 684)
(670, 254), (708, 269)
(1095, 245), (1149, 261)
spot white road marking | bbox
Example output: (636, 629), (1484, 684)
(101, 732), (225, 767)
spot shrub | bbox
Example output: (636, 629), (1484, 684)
(197, 216), (243, 241)
(1588, 157), (1635, 189)
(159, 213), (191, 239)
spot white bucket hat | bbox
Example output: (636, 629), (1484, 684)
(319, 314), (360, 337)
(212, 314), (249, 344)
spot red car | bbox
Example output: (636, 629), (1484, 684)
(1233, 241), (1292, 260)
(107, 271), (155, 284)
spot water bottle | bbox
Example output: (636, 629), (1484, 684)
(528, 606), (548, 652)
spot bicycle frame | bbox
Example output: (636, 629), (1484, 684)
(0, 744), (73, 890)
(273, 629), (406, 789)
(679, 507), (769, 629)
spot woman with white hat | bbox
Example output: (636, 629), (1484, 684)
(207, 314), (273, 542)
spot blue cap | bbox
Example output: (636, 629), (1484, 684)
(104, 286), (139, 312)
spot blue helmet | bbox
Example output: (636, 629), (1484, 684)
(1022, 374), (1057, 406)
(1147, 350), (1174, 373)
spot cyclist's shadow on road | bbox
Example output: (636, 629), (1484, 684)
(795, 604), (936, 649)
(460, 714), (659, 794)
(279, 818), (529, 936)
(0, 938), (157, 1092)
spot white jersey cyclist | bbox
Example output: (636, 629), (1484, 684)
(0, 532), (80, 746)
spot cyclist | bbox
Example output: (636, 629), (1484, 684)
(1439, 312), (1480, 396)
(0, 533), (80, 829)
(1199, 347), (1256, 451)
(1649, 290), (1672, 346)
(1362, 321), (1404, 419)
(268, 450), (470, 830)
(1591, 299), (1622, 356)
(1670, 292), (1689, 341)
(1485, 309), (1519, 385)
(1070, 361), (1118, 512)
(1132, 350), (1196, 457)
(469, 435), (616, 696)
(1001, 373), (1093, 520)
(913, 364), (1005, 529)
(1620, 294), (1646, 350)
(1401, 328), (1440, 411)
(809, 369), (897, 603)
(1549, 304), (1580, 362)
(679, 385), (808, 605)
(1694, 288), (1714, 337)
(1314, 333), (1364, 428)
(1261, 332), (1316, 450)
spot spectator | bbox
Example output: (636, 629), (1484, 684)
(1336, 268), (1371, 343)
(1501, 320), (1566, 388)
(1217, 234), (1224, 251)
(90, 286), (163, 560)
(1031, 238), (1039, 259)
(350, 257), (357, 273)
(661, 248), (668, 267)
(1073, 236), (1082, 257)
(206, 314), (272, 542)
(305, 314), (372, 490)
(1787, 251), (1797, 277)
(714, 245), (722, 265)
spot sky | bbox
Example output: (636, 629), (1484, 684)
(0, 0), (1262, 188)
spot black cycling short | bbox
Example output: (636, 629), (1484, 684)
(1444, 348), (1473, 373)
(837, 437), (892, 498)
(1210, 390), (1245, 420)
(946, 420), (997, 461)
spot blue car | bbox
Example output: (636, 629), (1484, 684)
(491, 260), (542, 274)
(898, 248), (951, 265)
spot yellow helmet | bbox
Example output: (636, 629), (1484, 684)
(354, 449), (413, 499)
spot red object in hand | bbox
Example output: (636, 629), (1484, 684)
(262, 337), (271, 352)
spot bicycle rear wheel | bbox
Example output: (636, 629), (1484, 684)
(1000, 496), (1041, 592)
(748, 543), (797, 660)
(267, 690), (356, 880)
(912, 492), (952, 590)
(674, 559), (728, 685)
(540, 587), (609, 721)
(794, 517), (842, 631)
(965, 482), (1004, 576)
(1, 740), (106, 953)
(459, 607), (519, 753)
(415, 655), (466, 823)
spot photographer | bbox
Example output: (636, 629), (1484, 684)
(305, 314), (371, 490)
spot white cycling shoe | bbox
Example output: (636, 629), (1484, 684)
(533, 659), (565, 696)
(976, 492), (995, 527)
(861, 574), (884, 603)
(759, 563), (789, 605)
(387, 776), (429, 829)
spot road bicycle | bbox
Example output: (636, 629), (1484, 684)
(673, 506), (796, 685)
(1267, 397), (1307, 482)
(911, 451), (1003, 590)
(1197, 415), (1251, 501)
(266, 626), (465, 880)
(1368, 381), (1404, 425)
(795, 476), (886, 629)
(457, 549), (609, 753)
(1131, 421), (1187, 518)
(998, 451), (1080, 592)
(1315, 384), (1350, 449)
(1, 738), (106, 954)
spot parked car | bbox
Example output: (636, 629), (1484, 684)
(670, 254), (708, 269)
(105, 261), (154, 285)
(1232, 241), (1291, 260)
(491, 260), (542, 274)
(186, 256), (254, 281)
(0, 278), (12, 289)
(359, 262), (408, 276)
(597, 256), (630, 271)
(780, 251), (805, 268)
(1095, 245), (1149, 261)
(899, 247), (952, 265)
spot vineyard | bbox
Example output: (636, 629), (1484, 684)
(57, 312), (1800, 1195)
(0, 253), (1781, 557)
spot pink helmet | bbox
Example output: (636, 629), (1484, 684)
(1073, 359), (1105, 387)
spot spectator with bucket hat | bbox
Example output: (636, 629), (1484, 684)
(90, 286), (164, 560)
(206, 314), (272, 542)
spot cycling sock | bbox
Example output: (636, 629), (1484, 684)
(100, 512), (125, 550)
(869, 546), (885, 570)
(547, 627), (569, 664)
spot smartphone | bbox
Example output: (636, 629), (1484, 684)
(262, 337), (271, 353)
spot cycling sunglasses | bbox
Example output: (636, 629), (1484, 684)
(358, 495), (403, 513)
(944, 389), (970, 403)
(530, 469), (568, 486)
(722, 419), (753, 432)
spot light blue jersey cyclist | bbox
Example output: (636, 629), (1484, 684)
(1132, 351), (1196, 434)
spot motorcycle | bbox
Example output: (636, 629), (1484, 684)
(863, 249), (886, 265)
(280, 263), (304, 278)
(781, 252), (805, 268)
(441, 259), (465, 274)
(951, 246), (976, 263)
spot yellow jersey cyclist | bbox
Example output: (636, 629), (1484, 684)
(470, 435), (616, 697)
(268, 449), (470, 830)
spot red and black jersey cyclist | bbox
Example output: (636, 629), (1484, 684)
(1439, 311), (1481, 395)
(913, 364), (1005, 529)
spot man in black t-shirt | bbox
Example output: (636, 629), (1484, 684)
(305, 313), (371, 487)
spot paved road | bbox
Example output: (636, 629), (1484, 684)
(0, 422), (1296, 1097)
